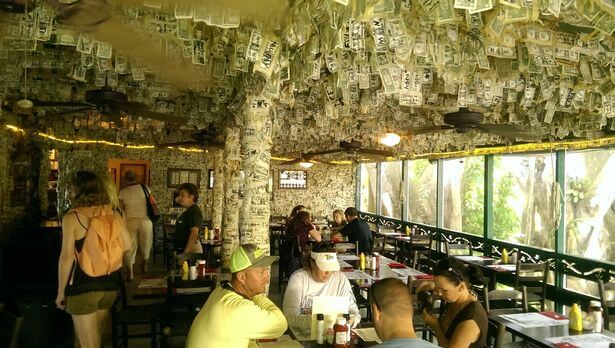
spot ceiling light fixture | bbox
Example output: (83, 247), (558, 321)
(380, 132), (401, 147)
(299, 161), (314, 168)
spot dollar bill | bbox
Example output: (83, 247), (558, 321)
(76, 34), (93, 54)
(332, 0), (349, 5)
(437, 0), (457, 24)
(310, 56), (322, 80)
(504, 6), (529, 23)
(174, 4), (193, 19)
(337, 70), (349, 89)
(470, 0), (494, 13)
(488, 11), (506, 36)
(350, 21), (366, 51)
(324, 51), (339, 72)
(379, 64), (398, 94)
(247, 29), (263, 62)
(386, 18), (407, 50)
(477, 47), (491, 69)
(543, 97), (556, 123)
(370, 18), (387, 52)
(455, 0), (477, 10)
(115, 54), (128, 74)
(593, 12), (615, 35)
(359, 64), (371, 89)
(35, 8), (53, 42)
(97, 57), (112, 71)
(212, 56), (226, 79)
(604, 95), (615, 119)
(192, 39), (207, 65)
(486, 45), (516, 58)
(499, 0), (521, 8)
(417, 0), (441, 12)
(545, 0), (560, 16)
(520, 86), (535, 107)
(176, 19), (192, 41)
(466, 11), (484, 29)
(254, 37), (280, 79)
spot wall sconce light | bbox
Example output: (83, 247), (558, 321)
(299, 161), (314, 168)
(208, 169), (214, 189)
(380, 133), (401, 147)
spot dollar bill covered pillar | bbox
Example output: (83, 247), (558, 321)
(210, 150), (225, 232)
(239, 96), (273, 255)
(221, 126), (242, 266)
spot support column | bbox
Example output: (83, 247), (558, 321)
(210, 150), (225, 231)
(239, 97), (273, 255)
(221, 126), (242, 266)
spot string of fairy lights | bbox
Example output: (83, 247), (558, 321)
(5, 124), (615, 162)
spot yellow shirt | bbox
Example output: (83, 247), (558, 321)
(186, 285), (288, 348)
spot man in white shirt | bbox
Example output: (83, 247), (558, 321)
(119, 171), (152, 279)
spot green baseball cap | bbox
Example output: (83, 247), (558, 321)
(229, 244), (279, 273)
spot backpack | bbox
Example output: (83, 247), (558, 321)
(71, 205), (125, 277)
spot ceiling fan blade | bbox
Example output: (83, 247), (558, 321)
(280, 158), (304, 166)
(33, 100), (91, 107)
(132, 110), (185, 123)
(123, 101), (151, 112)
(311, 158), (335, 165)
(356, 148), (396, 157)
(477, 124), (542, 141)
(43, 107), (96, 117)
(302, 148), (345, 157)
(408, 125), (455, 134)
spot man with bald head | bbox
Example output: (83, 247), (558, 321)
(370, 278), (438, 347)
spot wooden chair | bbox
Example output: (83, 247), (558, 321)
(112, 278), (163, 348)
(516, 260), (548, 312)
(405, 234), (432, 268)
(446, 242), (472, 256)
(416, 256), (436, 274)
(483, 286), (526, 348)
(0, 308), (23, 348)
(371, 236), (385, 254)
(598, 279), (615, 331)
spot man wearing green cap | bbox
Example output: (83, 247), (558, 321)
(186, 244), (287, 347)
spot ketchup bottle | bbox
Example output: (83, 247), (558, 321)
(333, 316), (348, 348)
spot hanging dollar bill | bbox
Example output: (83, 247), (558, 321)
(370, 18), (387, 52)
(254, 37), (281, 79)
(247, 29), (263, 62)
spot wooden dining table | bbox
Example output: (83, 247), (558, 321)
(490, 311), (615, 347)
(451, 254), (517, 289)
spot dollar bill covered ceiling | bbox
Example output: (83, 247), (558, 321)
(0, 0), (614, 160)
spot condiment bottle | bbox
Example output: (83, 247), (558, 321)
(405, 225), (410, 236)
(501, 248), (509, 264)
(569, 303), (583, 332)
(204, 226), (209, 240)
(181, 261), (189, 280)
(589, 300), (603, 332)
(373, 252), (380, 270)
(333, 316), (348, 348)
(371, 254), (377, 271)
(316, 313), (325, 345)
(197, 260), (206, 279)
(343, 314), (351, 343)
(359, 253), (366, 270)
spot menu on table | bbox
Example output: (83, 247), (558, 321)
(138, 277), (166, 289)
(499, 312), (568, 328)
(546, 333), (615, 348)
(352, 328), (383, 344)
(258, 335), (303, 347)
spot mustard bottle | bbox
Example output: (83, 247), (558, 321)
(204, 226), (209, 240)
(182, 261), (189, 280)
(359, 253), (366, 270)
(569, 303), (583, 332)
(501, 248), (509, 264)
(405, 226), (411, 236)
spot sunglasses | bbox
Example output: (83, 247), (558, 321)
(447, 267), (464, 282)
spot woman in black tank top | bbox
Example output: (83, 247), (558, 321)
(420, 258), (488, 348)
(56, 171), (130, 348)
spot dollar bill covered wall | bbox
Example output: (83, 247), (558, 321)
(270, 163), (357, 218)
(56, 146), (216, 218)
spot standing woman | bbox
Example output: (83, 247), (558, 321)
(284, 211), (322, 277)
(173, 182), (204, 256)
(421, 258), (488, 348)
(56, 171), (131, 348)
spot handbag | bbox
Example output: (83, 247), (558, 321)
(141, 184), (160, 222)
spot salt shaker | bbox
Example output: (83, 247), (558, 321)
(589, 300), (603, 332)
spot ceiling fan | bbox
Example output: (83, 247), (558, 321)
(281, 140), (396, 165)
(14, 88), (185, 124)
(407, 107), (541, 141)
(155, 127), (224, 149)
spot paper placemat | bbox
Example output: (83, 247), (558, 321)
(343, 270), (374, 281)
(546, 333), (615, 348)
(138, 277), (166, 289)
(338, 254), (360, 261)
(499, 312), (568, 328)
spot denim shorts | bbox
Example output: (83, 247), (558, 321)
(65, 290), (118, 315)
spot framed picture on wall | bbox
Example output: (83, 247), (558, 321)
(279, 170), (308, 189)
(167, 168), (201, 189)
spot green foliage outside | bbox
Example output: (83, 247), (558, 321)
(460, 156), (484, 235)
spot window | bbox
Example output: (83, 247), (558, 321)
(359, 163), (377, 213)
(443, 156), (484, 235)
(407, 159), (437, 225)
(565, 148), (615, 263)
(381, 161), (402, 218)
(493, 154), (556, 250)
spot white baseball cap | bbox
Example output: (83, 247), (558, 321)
(311, 252), (340, 272)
